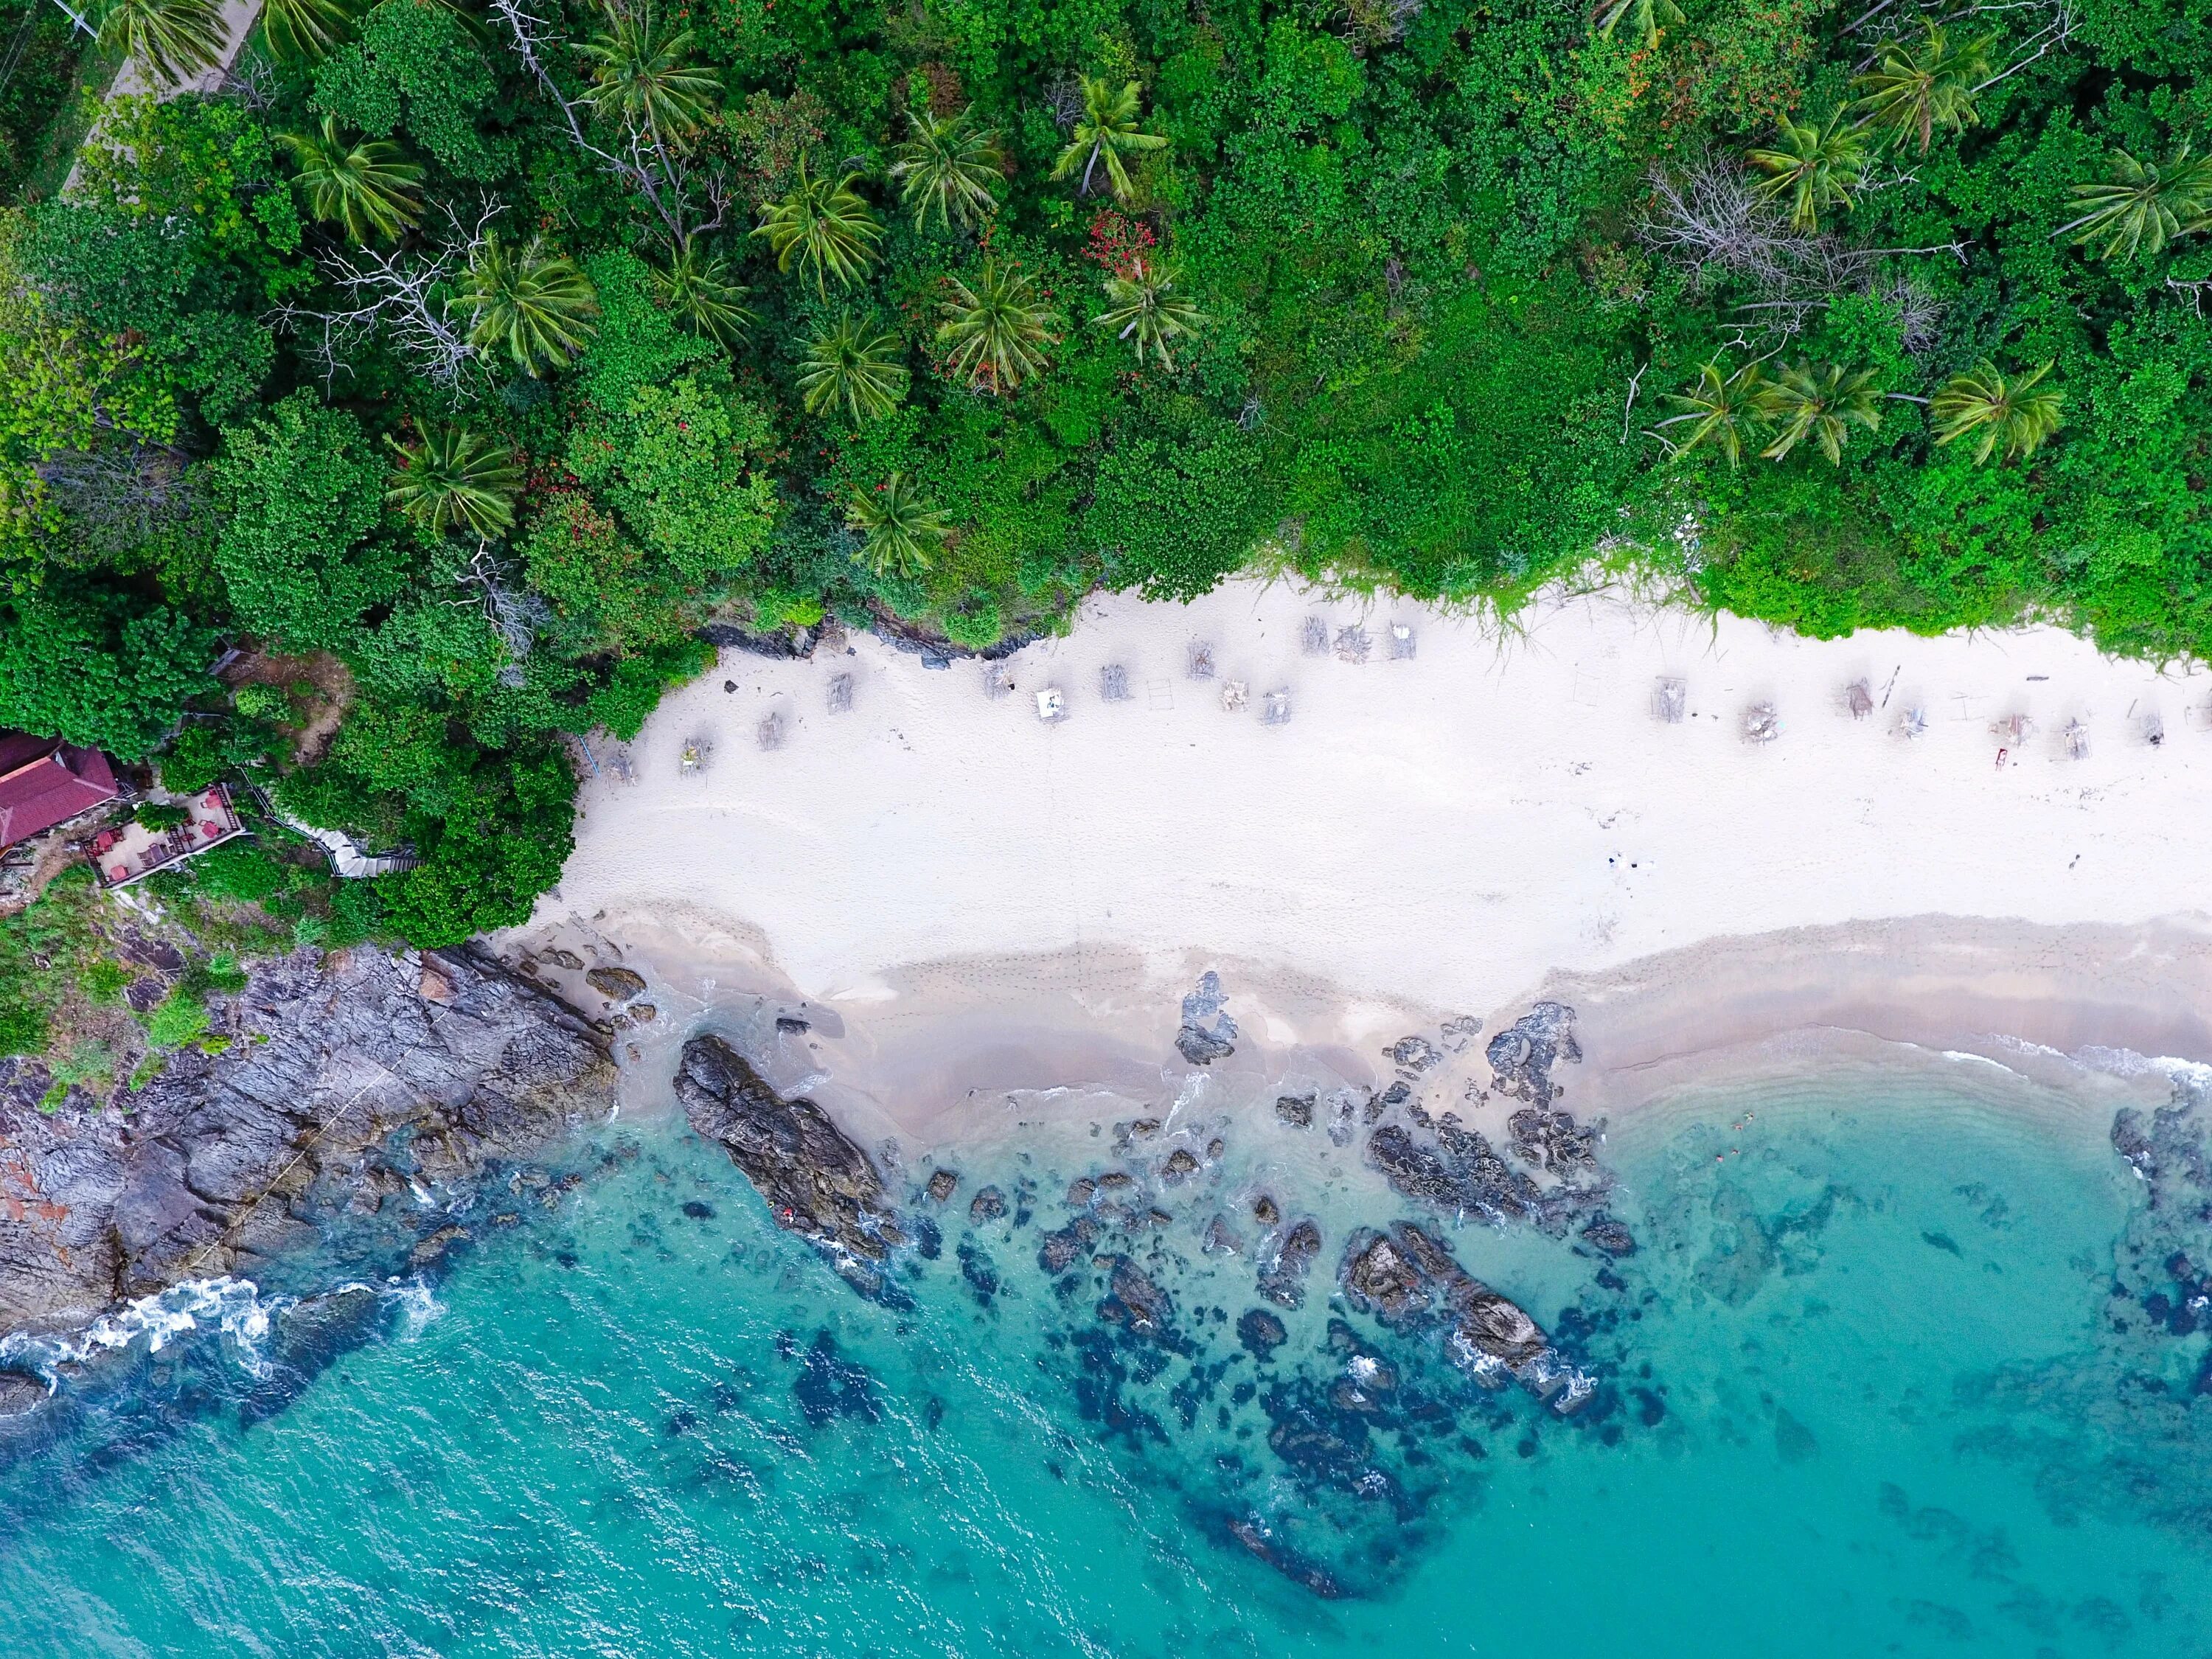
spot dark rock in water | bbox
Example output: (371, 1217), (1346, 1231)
(1386, 1034), (1444, 1078)
(0, 1368), (48, 1417)
(0, 945), (615, 1337)
(675, 1034), (900, 1296)
(1275, 1094), (1315, 1129)
(1508, 1106), (1603, 1178)
(1259, 1218), (1323, 1309)
(1367, 1118), (1604, 1235)
(1161, 1149), (1200, 1183)
(1237, 1308), (1288, 1358)
(1066, 1178), (1097, 1206)
(1097, 1171), (1135, 1192)
(1175, 970), (1238, 1065)
(1038, 1218), (1096, 1275)
(1252, 1194), (1281, 1227)
(925, 1169), (960, 1204)
(1202, 1214), (1245, 1256)
(1098, 1256), (1176, 1338)
(1485, 1002), (1581, 1106)
(585, 966), (647, 1001)
(1129, 1119), (1161, 1140)
(792, 1332), (881, 1427)
(1225, 1517), (1343, 1599)
(958, 1240), (1000, 1303)
(1340, 1225), (1587, 1407)
(1580, 1214), (1637, 1256)
(775, 1015), (811, 1034)
(681, 1200), (715, 1220)
(969, 1186), (1007, 1224)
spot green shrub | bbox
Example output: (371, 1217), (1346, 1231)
(144, 983), (209, 1048)
(0, 1001), (49, 1058)
(135, 801), (191, 832)
(80, 959), (134, 1004)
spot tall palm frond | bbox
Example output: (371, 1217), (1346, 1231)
(386, 424), (525, 538)
(445, 234), (601, 375)
(752, 161), (884, 293)
(2056, 146), (2212, 263)
(1851, 24), (1997, 153)
(653, 243), (753, 344)
(1048, 77), (1167, 204)
(94, 0), (226, 88)
(891, 106), (1004, 232)
(1092, 259), (1204, 370)
(797, 312), (909, 422)
(1592, 0), (1683, 49)
(582, 0), (720, 153)
(936, 259), (1061, 392)
(1756, 361), (1884, 464)
(1652, 360), (1767, 467)
(1929, 360), (2063, 464)
(1747, 109), (1868, 232)
(279, 116), (424, 244)
(846, 472), (950, 577)
(260, 0), (352, 60)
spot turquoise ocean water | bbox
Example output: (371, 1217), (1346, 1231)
(4, 1060), (2211, 1658)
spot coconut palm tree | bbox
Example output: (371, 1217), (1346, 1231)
(279, 116), (425, 244)
(846, 472), (950, 577)
(797, 312), (909, 422)
(752, 161), (884, 293)
(1747, 109), (1868, 232)
(653, 242), (753, 344)
(1092, 259), (1204, 369)
(386, 425), (526, 538)
(582, 0), (721, 154)
(1592, 0), (1683, 49)
(1049, 77), (1167, 203)
(891, 107), (1004, 232)
(1929, 360), (2064, 463)
(260, 0), (352, 60)
(2057, 146), (2212, 263)
(1652, 360), (1767, 467)
(1851, 24), (1997, 153)
(1756, 361), (1883, 464)
(937, 259), (1061, 392)
(445, 234), (601, 375)
(95, 0), (226, 88)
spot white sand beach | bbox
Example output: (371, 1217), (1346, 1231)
(516, 580), (2212, 1130)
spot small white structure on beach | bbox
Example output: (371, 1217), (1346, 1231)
(1742, 702), (1781, 744)
(1651, 677), (1686, 723)
(1035, 686), (1065, 722)
(1220, 680), (1248, 713)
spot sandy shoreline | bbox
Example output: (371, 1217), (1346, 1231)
(511, 579), (2212, 1138)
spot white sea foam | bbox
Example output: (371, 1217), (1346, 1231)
(0, 1276), (293, 1381)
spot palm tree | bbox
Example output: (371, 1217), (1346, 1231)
(2057, 146), (2212, 263)
(260, 0), (352, 60)
(1747, 110), (1868, 232)
(937, 260), (1061, 392)
(94, 0), (226, 88)
(752, 161), (884, 293)
(1929, 360), (2064, 463)
(1756, 361), (1884, 464)
(1851, 24), (1997, 153)
(653, 242), (753, 344)
(582, 0), (720, 154)
(386, 425), (525, 538)
(1092, 259), (1204, 369)
(279, 116), (424, 244)
(846, 472), (950, 577)
(1652, 359), (1767, 467)
(1592, 0), (1683, 49)
(1050, 77), (1167, 203)
(797, 312), (910, 422)
(891, 106), (1004, 232)
(445, 234), (601, 375)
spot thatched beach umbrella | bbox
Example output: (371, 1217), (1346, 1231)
(1220, 680), (1248, 713)
(827, 673), (854, 712)
(757, 712), (785, 750)
(1302, 616), (1329, 655)
(1334, 625), (1371, 664)
(1845, 679), (1874, 719)
(1742, 701), (1781, 743)
(2142, 711), (2166, 747)
(1099, 663), (1132, 701)
(1651, 677), (1686, 723)
(1262, 689), (1293, 725)
(1895, 706), (1927, 740)
(2063, 717), (2088, 760)
(1187, 639), (1216, 680)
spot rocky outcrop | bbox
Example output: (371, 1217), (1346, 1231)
(0, 945), (616, 1338)
(1340, 1223), (1593, 1410)
(674, 1034), (905, 1297)
(1486, 1001), (1579, 1105)
(1175, 971), (1237, 1065)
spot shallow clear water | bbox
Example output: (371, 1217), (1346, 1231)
(4, 1065), (2209, 1658)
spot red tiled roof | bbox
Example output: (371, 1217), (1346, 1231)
(0, 734), (119, 849)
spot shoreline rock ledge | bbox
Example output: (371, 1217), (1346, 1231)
(0, 946), (618, 1342)
(674, 1034), (908, 1299)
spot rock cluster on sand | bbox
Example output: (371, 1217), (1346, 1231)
(673, 1034), (907, 1297)
(0, 946), (616, 1337)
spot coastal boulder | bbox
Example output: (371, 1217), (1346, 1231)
(675, 1036), (900, 1290)
(1340, 1224), (1571, 1396)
